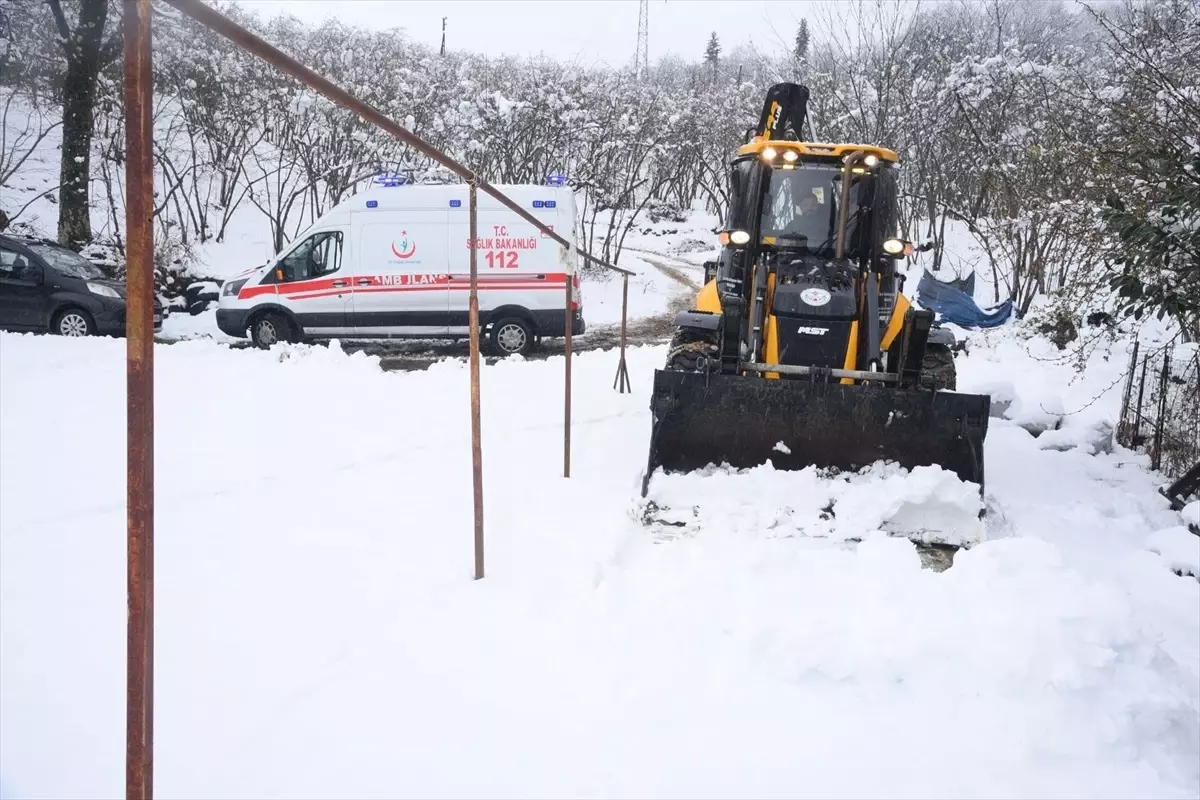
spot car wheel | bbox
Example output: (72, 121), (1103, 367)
(250, 311), (293, 349)
(489, 317), (534, 356)
(54, 308), (95, 337)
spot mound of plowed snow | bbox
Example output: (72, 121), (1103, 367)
(640, 461), (985, 547)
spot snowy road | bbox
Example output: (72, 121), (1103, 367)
(0, 329), (1197, 799)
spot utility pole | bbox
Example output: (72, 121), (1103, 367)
(440, 17), (447, 56)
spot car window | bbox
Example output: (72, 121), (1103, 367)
(276, 231), (343, 283)
(0, 246), (42, 283)
(24, 243), (105, 279)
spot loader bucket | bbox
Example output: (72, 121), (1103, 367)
(643, 370), (990, 496)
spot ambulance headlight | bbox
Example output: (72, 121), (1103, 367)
(729, 230), (750, 245)
(222, 278), (248, 297)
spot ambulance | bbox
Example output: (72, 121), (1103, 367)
(216, 181), (584, 355)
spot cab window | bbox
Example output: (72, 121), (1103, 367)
(273, 231), (343, 283)
(725, 158), (756, 232)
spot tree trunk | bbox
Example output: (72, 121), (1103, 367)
(58, 58), (99, 247)
(51, 0), (113, 250)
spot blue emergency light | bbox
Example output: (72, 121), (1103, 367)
(546, 173), (567, 186)
(533, 200), (545, 208)
(450, 199), (462, 208)
(545, 200), (557, 208)
(366, 200), (379, 208)
(374, 173), (406, 187)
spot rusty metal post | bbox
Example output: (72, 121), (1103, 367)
(1134, 355), (1149, 443)
(1151, 346), (1172, 472)
(124, 0), (154, 797)
(564, 260), (573, 478)
(468, 183), (485, 580)
(612, 274), (632, 393)
(1118, 340), (1139, 438)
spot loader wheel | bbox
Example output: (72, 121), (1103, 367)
(664, 327), (719, 373)
(918, 344), (957, 391)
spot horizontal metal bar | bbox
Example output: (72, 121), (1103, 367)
(743, 362), (900, 382)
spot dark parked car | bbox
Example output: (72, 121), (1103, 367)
(0, 234), (163, 337)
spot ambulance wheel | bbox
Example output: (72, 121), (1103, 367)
(490, 317), (534, 356)
(249, 311), (294, 349)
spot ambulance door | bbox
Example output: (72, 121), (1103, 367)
(269, 228), (352, 335)
(352, 209), (450, 335)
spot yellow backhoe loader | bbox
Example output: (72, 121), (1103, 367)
(642, 83), (990, 500)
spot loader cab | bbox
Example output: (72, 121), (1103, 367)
(722, 142), (902, 268)
(705, 140), (912, 378)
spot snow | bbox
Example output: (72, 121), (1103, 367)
(2, 323), (1198, 799)
(1146, 527), (1200, 577)
(642, 461), (986, 548)
(1035, 418), (1115, 455)
(157, 307), (237, 344)
(581, 251), (695, 326)
(1184, 501), (1200, 530)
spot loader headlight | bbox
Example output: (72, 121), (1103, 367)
(882, 238), (906, 255)
(864, 154), (880, 167)
(762, 147), (778, 161)
(729, 230), (750, 245)
(782, 150), (799, 163)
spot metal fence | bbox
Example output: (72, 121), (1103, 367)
(1117, 339), (1200, 482)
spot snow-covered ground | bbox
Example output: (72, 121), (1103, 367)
(1, 318), (1197, 799)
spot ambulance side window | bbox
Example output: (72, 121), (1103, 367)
(274, 231), (343, 283)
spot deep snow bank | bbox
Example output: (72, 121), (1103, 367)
(642, 461), (986, 547)
(0, 331), (1197, 799)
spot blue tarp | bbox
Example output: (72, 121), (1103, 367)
(916, 270), (1014, 329)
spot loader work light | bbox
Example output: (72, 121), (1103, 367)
(864, 154), (880, 167)
(882, 238), (906, 255)
(762, 147), (778, 161)
(782, 150), (799, 162)
(730, 230), (751, 245)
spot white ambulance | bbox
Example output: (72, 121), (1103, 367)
(216, 182), (584, 355)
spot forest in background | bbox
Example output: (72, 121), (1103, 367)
(1, 0), (1197, 338)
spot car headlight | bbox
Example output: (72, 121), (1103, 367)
(222, 278), (248, 297)
(729, 230), (750, 245)
(87, 282), (121, 298)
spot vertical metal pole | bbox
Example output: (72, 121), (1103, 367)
(1134, 355), (1149, 443)
(1119, 340), (1139, 439)
(564, 260), (573, 478)
(1151, 347), (1172, 472)
(468, 183), (484, 580)
(613, 274), (631, 393)
(124, 0), (154, 797)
